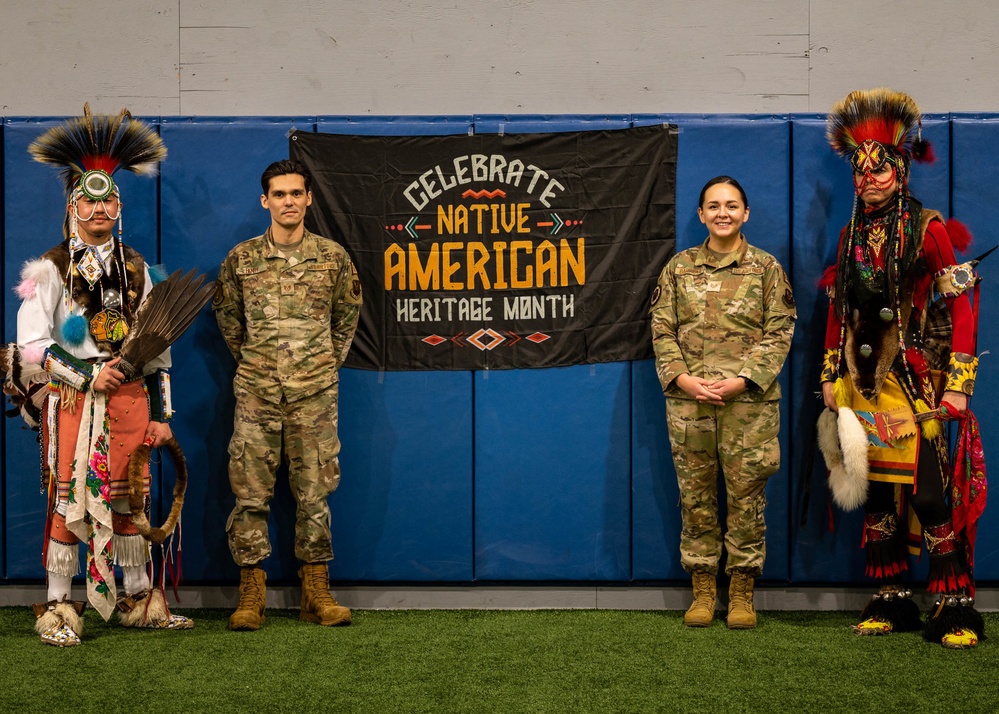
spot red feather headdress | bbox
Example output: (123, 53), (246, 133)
(826, 87), (934, 165)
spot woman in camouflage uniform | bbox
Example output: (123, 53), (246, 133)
(651, 176), (796, 629)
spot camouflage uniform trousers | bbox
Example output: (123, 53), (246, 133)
(226, 383), (342, 567)
(665, 397), (780, 576)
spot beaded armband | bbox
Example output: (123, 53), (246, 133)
(43, 344), (94, 392)
(944, 352), (977, 396)
(144, 369), (174, 422)
(934, 262), (980, 298)
(819, 348), (839, 384)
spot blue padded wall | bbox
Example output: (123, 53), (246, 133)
(630, 115), (793, 582)
(952, 116), (999, 581)
(3, 113), (998, 587)
(787, 115), (862, 585)
(333, 369), (474, 581)
(3, 120), (77, 580)
(473, 363), (632, 580)
(470, 116), (633, 581)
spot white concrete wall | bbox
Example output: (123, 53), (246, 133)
(1, 0), (997, 116)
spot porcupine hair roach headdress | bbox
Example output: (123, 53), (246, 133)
(28, 102), (166, 200)
(826, 87), (934, 182)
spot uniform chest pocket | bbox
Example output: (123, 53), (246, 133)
(675, 268), (708, 324)
(238, 266), (275, 321)
(727, 267), (765, 329)
(296, 264), (337, 323)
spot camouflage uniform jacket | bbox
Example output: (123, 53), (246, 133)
(214, 228), (362, 404)
(651, 236), (795, 402)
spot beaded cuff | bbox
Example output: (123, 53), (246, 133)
(819, 348), (839, 384)
(934, 262), (980, 298)
(145, 369), (173, 422)
(864, 511), (899, 543)
(924, 520), (960, 558)
(945, 352), (977, 396)
(43, 344), (93, 392)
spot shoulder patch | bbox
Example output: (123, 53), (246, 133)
(345, 262), (363, 306)
(212, 279), (226, 309)
(782, 285), (795, 309)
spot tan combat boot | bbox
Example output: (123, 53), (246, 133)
(727, 570), (757, 629)
(683, 571), (716, 627)
(299, 562), (352, 626)
(229, 566), (267, 631)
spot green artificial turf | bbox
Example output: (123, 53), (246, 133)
(2, 608), (997, 713)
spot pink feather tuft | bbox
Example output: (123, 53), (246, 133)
(946, 218), (974, 254)
(22, 344), (45, 365)
(14, 279), (37, 300)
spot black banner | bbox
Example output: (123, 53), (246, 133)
(291, 124), (676, 370)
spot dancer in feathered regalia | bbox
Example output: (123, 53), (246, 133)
(817, 88), (987, 648)
(13, 104), (194, 645)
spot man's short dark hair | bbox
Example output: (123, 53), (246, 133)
(261, 159), (312, 194)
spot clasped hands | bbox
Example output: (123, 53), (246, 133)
(676, 374), (747, 405)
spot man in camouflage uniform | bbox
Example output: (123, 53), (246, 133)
(214, 159), (362, 630)
(651, 176), (795, 629)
